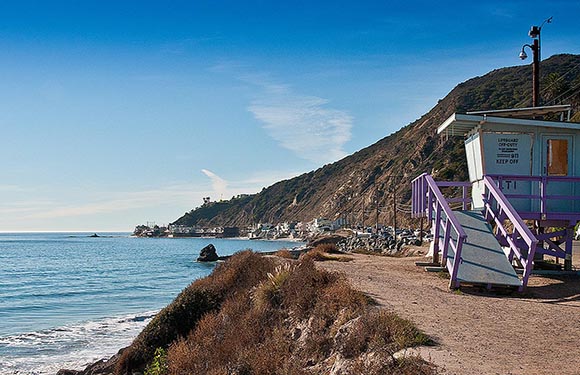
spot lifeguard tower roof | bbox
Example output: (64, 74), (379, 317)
(437, 104), (575, 137)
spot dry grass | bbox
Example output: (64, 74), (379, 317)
(314, 243), (341, 254)
(300, 245), (354, 263)
(274, 248), (296, 259)
(339, 310), (432, 358)
(116, 251), (274, 374)
(117, 251), (434, 375)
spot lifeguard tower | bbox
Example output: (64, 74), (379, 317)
(412, 105), (580, 291)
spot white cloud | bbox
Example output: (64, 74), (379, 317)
(248, 93), (352, 163)
(211, 65), (353, 164)
(238, 73), (291, 95)
(201, 169), (229, 200)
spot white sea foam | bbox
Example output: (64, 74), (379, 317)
(0, 311), (156, 375)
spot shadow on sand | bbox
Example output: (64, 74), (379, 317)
(456, 274), (580, 304)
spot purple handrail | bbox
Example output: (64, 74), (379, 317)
(412, 176), (472, 217)
(487, 174), (580, 218)
(436, 181), (472, 211)
(482, 176), (538, 290)
(412, 173), (467, 288)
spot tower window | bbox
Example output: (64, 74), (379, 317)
(547, 139), (568, 176)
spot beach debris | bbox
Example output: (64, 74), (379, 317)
(197, 243), (219, 262)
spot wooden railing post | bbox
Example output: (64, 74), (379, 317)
(449, 236), (465, 289)
(433, 206), (441, 265)
(412, 174), (469, 288)
(540, 176), (547, 215)
(441, 219), (451, 263)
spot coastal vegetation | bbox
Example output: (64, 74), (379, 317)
(115, 251), (434, 375)
(300, 243), (354, 262)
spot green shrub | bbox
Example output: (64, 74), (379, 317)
(252, 263), (294, 309)
(144, 348), (168, 375)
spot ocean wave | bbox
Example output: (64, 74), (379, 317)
(0, 311), (157, 375)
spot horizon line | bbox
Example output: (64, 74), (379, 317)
(0, 230), (133, 234)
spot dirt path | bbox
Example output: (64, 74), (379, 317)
(318, 244), (580, 375)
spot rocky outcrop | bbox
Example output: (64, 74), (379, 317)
(57, 349), (124, 375)
(196, 243), (219, 262)
(337, 235), (425, 256)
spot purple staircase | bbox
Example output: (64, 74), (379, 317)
(412, 173), (538, 291)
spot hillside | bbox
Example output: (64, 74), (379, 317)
(172, 54), (580, 228)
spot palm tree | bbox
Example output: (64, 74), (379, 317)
(542, 72), (569, 105)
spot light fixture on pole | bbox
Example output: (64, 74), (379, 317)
(519, 17), (552, 107)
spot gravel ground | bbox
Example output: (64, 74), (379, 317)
(318, 242), (580, 375)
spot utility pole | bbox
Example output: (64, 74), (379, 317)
(375, 188), (380, 233)
(393, 187), (397, 248)
(361, 199), (365, 229)
(519, 17), (552, 107)
(532, 37), (540, 107)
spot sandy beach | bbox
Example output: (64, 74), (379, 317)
(319, 242), (580, 375)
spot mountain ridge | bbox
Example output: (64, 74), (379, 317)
(172, 54), (580, 228)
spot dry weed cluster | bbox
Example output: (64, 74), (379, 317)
(300, 244), (353, 262)
(116, 250), (434, 375)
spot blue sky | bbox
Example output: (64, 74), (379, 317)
(1, 1), (579, 231)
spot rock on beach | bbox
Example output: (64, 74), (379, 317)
(197, 243), (219, 262)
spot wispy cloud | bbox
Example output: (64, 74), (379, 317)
(201, 169), (228, 200)
(198, 168), (300, 201)
(236, 169), (303, 189)
(211, 65), (353, 164)
(249, 93), (352, 163)
(243, 73), (352, 163)
(16, 170), (294, 221)
(0, 169), (303, 229)
(238, 73), (291, 95)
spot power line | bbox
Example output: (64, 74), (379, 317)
(540, 60), (580, 93)
(514, 60), (580, 108)
(560, 87), (580, 105)
(545, 79), (580, 106)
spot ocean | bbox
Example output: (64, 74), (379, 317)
(0, 232), (303, 374)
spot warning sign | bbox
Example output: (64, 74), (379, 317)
(495, 137), (520, 165)
(482, 133), (531, 176)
